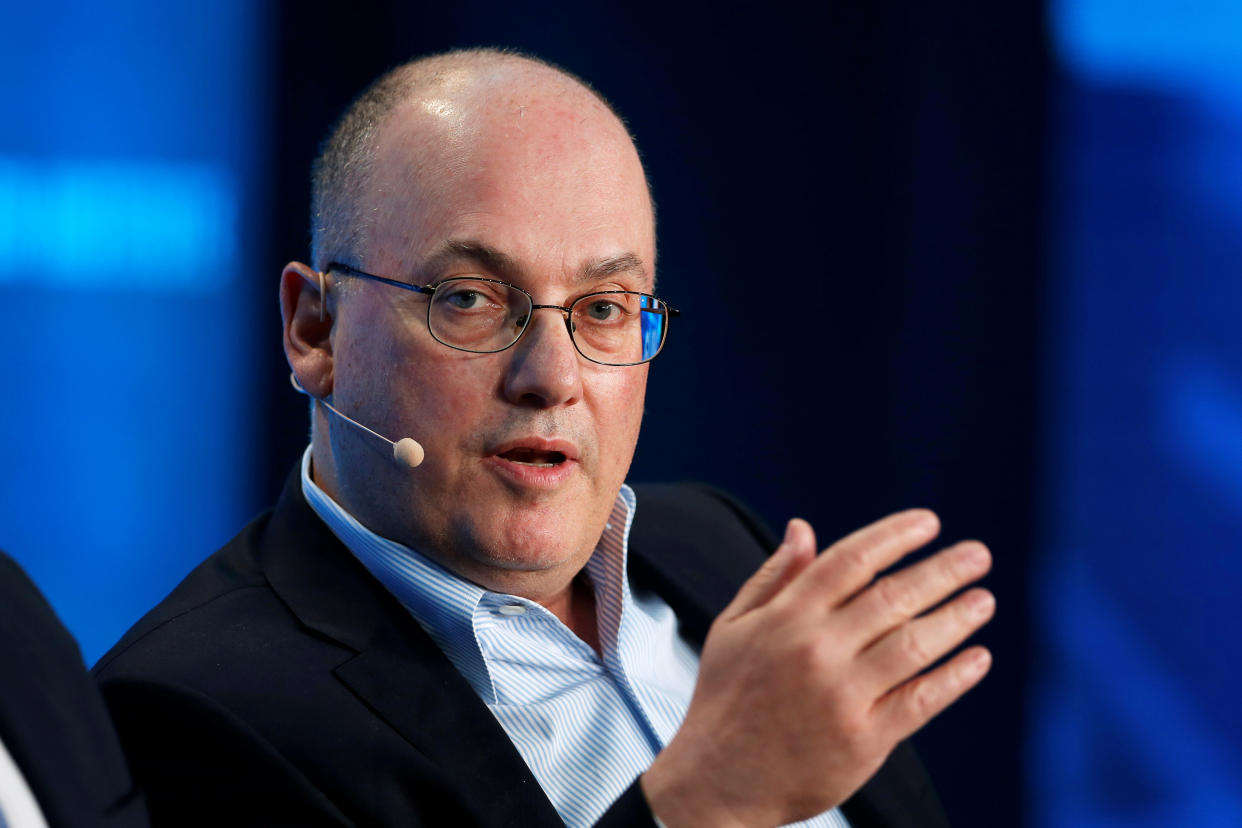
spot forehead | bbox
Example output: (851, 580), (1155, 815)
(359, 72), (656, 289)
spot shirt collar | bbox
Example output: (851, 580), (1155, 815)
(298, 447), (638, 703)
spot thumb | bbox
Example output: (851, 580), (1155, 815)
(721, 518), (817, 620)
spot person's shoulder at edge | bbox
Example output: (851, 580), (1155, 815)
(0, 550), (149, 828)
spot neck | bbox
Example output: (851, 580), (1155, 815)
(539, 573), (600, 655)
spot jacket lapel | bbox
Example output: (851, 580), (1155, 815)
(258, 471), (564, 827)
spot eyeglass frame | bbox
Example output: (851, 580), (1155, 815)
(319, 261), (680, 367)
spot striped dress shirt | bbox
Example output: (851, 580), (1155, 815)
(0, 735), (47, 828)
(301, 449), (849, 828)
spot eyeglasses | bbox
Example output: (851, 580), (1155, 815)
(324, 262), (679, 366)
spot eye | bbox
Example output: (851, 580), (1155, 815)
(436, 279), (507, 311)
(583, 298), (624, 321)
(445, 288), (483, 309)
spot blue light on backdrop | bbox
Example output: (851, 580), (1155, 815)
(1038, 0), (1242, 824)
(1, 2), (265, 663)
(0, 159), (236, 287)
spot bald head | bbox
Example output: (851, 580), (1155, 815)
(310, 48), (647, 272)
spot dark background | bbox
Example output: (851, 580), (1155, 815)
(259, 3), (1047, 826)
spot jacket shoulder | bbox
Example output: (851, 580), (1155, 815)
(92, 509), (302, 681)
(631, 482), (778, 551)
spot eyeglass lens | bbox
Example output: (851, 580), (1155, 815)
(428, 279), (669, 365)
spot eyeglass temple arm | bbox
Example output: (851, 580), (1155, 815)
(317, 263), (436, 321)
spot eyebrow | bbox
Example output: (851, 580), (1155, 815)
(414, 239), (649, 287)
(579, 252), (648, 283)
(414, 240), (520, 284)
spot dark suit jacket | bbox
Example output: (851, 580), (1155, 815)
(93, 473), (948, 827)
(0, 551), (147, 828)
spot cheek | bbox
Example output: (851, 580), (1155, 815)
(334, 312), (488, 445)
(406, 358), (491, 437)
(592, 367), (648, 456)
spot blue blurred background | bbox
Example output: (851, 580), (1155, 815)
(1, 2), (268, 660)
(2, 1), (1239, 825)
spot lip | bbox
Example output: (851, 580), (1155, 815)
(488, 436), (580, 462)
(485, 436), (580, 489)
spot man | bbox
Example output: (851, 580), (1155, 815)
(95, 49), (994, 827)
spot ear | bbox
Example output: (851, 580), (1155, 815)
(281, 261), (334, 399)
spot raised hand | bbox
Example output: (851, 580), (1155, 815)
(642, 510), (994, 828)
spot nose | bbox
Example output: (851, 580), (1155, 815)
(502, 306), (583, 408)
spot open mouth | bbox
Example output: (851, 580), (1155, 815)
(498, 447), (568, 468)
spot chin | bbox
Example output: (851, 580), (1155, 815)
(495, 525), (584, 572)
(464, 509), (594, 575)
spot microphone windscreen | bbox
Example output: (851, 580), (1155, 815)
(393, 437), (425, 468)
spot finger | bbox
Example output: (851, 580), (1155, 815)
(786, 509), (940, 609)
(859, 587), (995, 693)
(873, 645), (992, 741)
(838, 540), (991, 644)
(720, 518), (818, 621)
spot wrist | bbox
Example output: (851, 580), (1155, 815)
(641, 750), (757, 828)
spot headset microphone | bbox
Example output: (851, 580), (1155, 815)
(289, 373), (425, 468)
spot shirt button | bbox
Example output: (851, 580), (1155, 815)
(498, 604), (526, 616)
